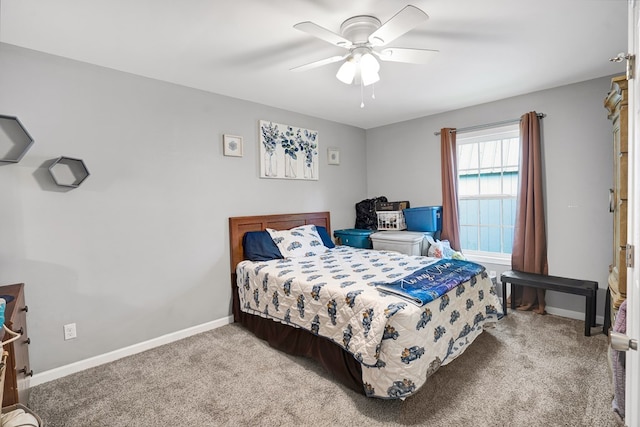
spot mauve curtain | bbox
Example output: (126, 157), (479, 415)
(510, 111), (549, 314)
(440, 128), (461, 251)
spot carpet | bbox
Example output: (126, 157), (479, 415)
(28, 311), (620, 426)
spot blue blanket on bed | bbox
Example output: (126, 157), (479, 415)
(376, 259), (485, 306)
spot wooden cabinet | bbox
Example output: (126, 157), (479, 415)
(604, 75), (628, 323)
(0, 283), (32, 407)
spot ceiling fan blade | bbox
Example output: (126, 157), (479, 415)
(368, 5), (429, 47)
(294, 21), (353, 48)
(290, 54), (348, 72)
(375, 48), (439, 64)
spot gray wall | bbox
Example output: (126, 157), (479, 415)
(366, 76), (616, 318)
(0, 44), (367, 373)
(0, 41), (617, 375)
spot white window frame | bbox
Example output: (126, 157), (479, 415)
(456, 124), (520, 265)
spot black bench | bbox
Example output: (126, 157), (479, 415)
(500, 270), (598, 336)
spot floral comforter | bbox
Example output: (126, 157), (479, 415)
(236, 246), (502, 399)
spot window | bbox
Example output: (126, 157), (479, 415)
(457, 124), (519, 261)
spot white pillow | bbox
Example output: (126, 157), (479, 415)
(266, 225), (328, 258)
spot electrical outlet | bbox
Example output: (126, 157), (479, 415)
(64, 323), (77, 340)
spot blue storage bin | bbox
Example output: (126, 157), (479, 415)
(333, 229), (374, 249)
(403, 206), (443, 232)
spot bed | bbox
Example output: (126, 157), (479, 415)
(229, 211), (502, 399)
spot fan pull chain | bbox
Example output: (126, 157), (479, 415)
(360, 80), (365, 108)
(371, 84), (376, 100)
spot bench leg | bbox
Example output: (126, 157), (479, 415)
(584, 295), (593, 336)
(603, 288), (611, 335)
(501, 280), (507, 316)
(592, 289), (597, 327)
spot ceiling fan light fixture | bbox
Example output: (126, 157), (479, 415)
(360, 52), (380, 86)
(360, 52), (380, 72)
(361, 69), (380, 86)
(293, 5), (435, 105)
(336, 58), (356, 84)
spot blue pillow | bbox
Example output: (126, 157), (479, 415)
(315, 226), (335, 249)
(243, 231), (283, 261)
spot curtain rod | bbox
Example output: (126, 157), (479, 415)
(433, 113), (546, 136)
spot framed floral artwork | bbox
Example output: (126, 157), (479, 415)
(223, 134), (243, 157)
(259, 120), (319, 180)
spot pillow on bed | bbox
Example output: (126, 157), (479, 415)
(267, 224), (328, 258)
(243, 231), (284, 261)
(315, 226), (335, 249)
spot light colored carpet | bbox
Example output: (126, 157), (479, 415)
(28, 311), (620, 426)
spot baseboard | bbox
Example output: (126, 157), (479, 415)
(30, 307), (604, 388)
(30, 315), (233, 387)
(545, 306), (605, 326)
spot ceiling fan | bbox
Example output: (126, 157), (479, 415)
(290, 5), (438, 88)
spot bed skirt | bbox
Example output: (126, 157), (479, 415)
(232, 289), (364, 394)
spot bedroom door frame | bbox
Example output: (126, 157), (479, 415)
(627, 2), (639, 426)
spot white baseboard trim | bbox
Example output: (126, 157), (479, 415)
(30, 315), (233, 387)
(30, 307), (604, 388)
(545, 306), (604, 327)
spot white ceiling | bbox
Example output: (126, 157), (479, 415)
(0, 0), (629, 129)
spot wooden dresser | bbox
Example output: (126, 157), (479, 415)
(604, 75), (628, 328)
(0, 283), (32, 407)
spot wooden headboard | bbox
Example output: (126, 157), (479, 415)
(229, 211), (331, 274)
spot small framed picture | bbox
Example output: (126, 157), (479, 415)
(328, 147), (340, 165)
(223, 134), (243, 157)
